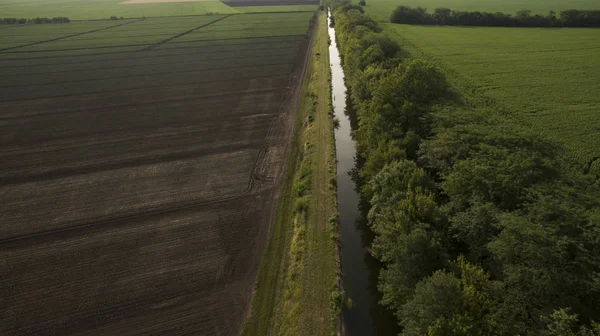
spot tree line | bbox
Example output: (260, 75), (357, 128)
(1, 17), (70, 24)
(331, 0), (600, 334)
(390, 6), (600, 27)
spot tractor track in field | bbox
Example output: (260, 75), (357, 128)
(0, 143), (264, 186)
(0, 87), (285, 120)
(0, 59), (295, 86)
(0, 41), (300, 65)
(0, 61), (293, 88)
(0, 50), (298, 76)
(0, 19), (142, 53)
(0, 72), (291, 102)
(0, 190), (265, 248)
(142, 14), (232, 51)
(0, 34), (306, 60)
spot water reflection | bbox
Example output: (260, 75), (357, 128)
(328, 10), (399, 336)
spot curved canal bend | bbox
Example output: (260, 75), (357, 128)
(328, 11), (399, 336)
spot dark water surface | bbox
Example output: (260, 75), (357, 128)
(328, 11), (399, 336)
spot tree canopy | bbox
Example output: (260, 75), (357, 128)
(331, 1), (600, 334)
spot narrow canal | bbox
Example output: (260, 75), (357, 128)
(328, 11), (374, 336)
(328, 10), (400, 336)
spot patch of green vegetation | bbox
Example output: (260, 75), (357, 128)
(386, 23), (600, 171)
(0, 0), (236, 20)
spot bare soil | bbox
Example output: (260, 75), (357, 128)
(0, 24), (311, 336)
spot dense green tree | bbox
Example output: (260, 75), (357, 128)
(331, 3), (600, 334)
(399, 257), (500, 336)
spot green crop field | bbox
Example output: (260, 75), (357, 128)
(363, 0), (600, 22)
(385, 23), (600, 171)
(0, 0), (317, 20)
(361, 0), (600, 173)
(0, 0), (237, 20)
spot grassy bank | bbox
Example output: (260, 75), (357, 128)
(242, 10), (341, 336)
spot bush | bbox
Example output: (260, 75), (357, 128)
(294, 197), (309, 214)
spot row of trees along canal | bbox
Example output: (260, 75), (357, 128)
(390, 6), (600, 27)
(330, 0), (600, 335)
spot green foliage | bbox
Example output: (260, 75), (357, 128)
(541, 309), (600, 336)
(329, 286), (345, 331)
(293, 163), (313, 197)
(294, 197), (309, 215)
(399, 257), (500, 336)
(332, 0), (600, 334)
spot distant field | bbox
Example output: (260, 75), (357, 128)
(363, 0), (600, 22)
(0, 11), (314, 336)
(0, 0), (237, 19)
(0, 13), (313, 54)
(387, 23), (600, 171)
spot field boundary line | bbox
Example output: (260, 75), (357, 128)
(0, 59), (295, 86)
(0, 73), (289, 103)
(0, 51), (299, 77)
(0, 19), (141, 53)
(0, 142), (263, 186)
(7, 23), (309, 39)
(1, 33), (302, 54)
(0, 88), (285, 120)
(142, 14), (232, 51)
(1, 91), (284, 121)
(0, 35), (306, 60)
(0, 61), (293, 89)
(0, 190), (261, 247)
(154, 33), (305, 45)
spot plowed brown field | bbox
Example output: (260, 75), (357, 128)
(0, 12), (315, 336)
